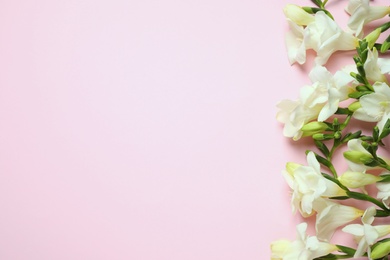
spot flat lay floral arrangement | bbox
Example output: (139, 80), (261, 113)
(272, 0), (390, 259)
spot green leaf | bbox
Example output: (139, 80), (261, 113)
(380, 35), (390, 53)
(336, 245), (356, 256)
(335, 107), (351, 115)
(379, 118), (390, 140)
(373, 126), (380, 142)
(341, 131), (362, 143)
(315, 140), (330, 157)
(315, 154), (333, 168)
(310, 0), (323, 8)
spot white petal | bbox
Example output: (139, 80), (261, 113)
(342, 224), (364, 236)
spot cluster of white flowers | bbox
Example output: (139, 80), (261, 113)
(273, 0), (390, 259)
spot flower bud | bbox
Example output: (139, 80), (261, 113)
(301, 122), (329, 136)
(365, 28), (381, 49)
(313, 133), (335, 141)
(338, 171), (381, 188)
(286, 162), (301, 175)
(283, 4), (315, 26)
(271, 240), (291, 259)
(343, 151), (373, 164)
(371, 240), (390, 259)
(348, 101), (361, 112)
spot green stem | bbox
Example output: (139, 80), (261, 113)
(347, 191), (389, 211)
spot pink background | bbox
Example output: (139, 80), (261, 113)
(0, 0), (371, 259)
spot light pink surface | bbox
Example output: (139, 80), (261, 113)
(0, 0), (374, 259)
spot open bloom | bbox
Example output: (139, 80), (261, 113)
(283, 4), (313, 64)
(277, 66), (356, 140)
(364, 48), (388, 83)
(309, 66), (356, 121)
(285, 10), (357, 65)
(314, 198), (363, 242)
(342, 207), (390, 258)
(346, 0), (390, 37)
(305, 11), (358, 65)
(353, 82), (390, 134)
(285, 19), (306, 65)
(271, 222), (337, 260)
(283, 152), (346, 217)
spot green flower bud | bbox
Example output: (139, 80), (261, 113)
(348, 101), (361, 112)
(371, 240), (390, 259)
(313, 133), (335, 141)
(365, 28), (381, 49)
(343, 151), (373, 164)
(301, 122), (329, 136)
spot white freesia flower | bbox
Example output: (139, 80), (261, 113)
(309, 66), (356, 121)
(364, 48), (388, 83)
(378, 58), (390, 74)
(353, 82), (390, 134)
(271, 223), (337, 260)
(285, 19), (307, 65)
(283, 152), (346, 217)
(342, 207), (390, 258)
(284, 11), (357, 65)
(277, 66), (356, 140)
(376, 173), (390, 209)
(276, 89), (323, 140)
(343, 139), (373, 172)
(314, 198), (363, 242)
(346, 0), (390, 38)
(305, 11), (358, 65)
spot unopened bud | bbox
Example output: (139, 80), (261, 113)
(313, 133), (334, 141)
(348, 101), (361, 112)
(343, 151), (373, 164)
(371, 240), (390, 259)
(365, 28), (381, 49)
(338, 171), (381, 188)
(301, 122), (329, 136)
(283, 4), (315, 26)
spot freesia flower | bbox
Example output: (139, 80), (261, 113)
(277, 66), (356, 140)
(314, 198), (363, 242)
(342, 207), (390, 258)
(283, 152), (346, 217)
(346, 0), (390, 38)
(378, 57), (390, 74)
(284, 10), (357, 65)
(376, 173), (390, 208)
(364, 48), (388, 83)
(353, 82), (390, 134)
(285, 19), (307, 65)
(309, 65), (356, 121)
(305, 11), (358, 65)
(276, 89), (323, 140)
(271, 223), (338, 260)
